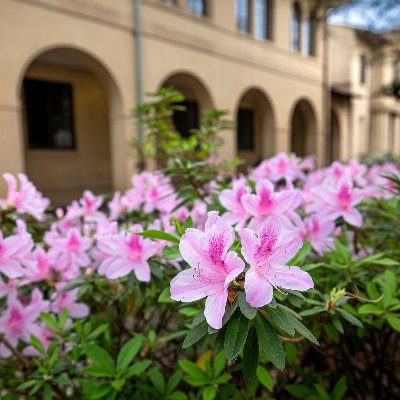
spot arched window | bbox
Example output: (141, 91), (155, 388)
(291, 2), (301, 52)
(302, 10), (316, 56)
(253, 0), (273, 40)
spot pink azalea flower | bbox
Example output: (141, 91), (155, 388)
(24, 248), (54, 283)
(48, 229), (92, 279)
(239, 217), (313, 308)
(0, 230), (34, 278)
(242, 179), (301, 229)
(292, 214), (335, 255)
(51, 285), (89, 319)
(1, 173), (50, 220)
(97, 224), (158, 281)
(219, 177), (251, 230)
(308, 178), (365, 227)
(0, 289), (49, 357)
(79, 191), (105, 222)
(170, 212), (245, 329)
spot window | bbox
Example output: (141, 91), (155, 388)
(237, 109), (254, 150)
(393, 58), (400, 80)
(291, 2), (301, 52)
(360, 54), (367, 84)
(302, 10), (316, 56)
(187, 0), (206, 16)
(236, 0), (249, 33)
(253, 0), (272, 40)
(162, 0), (177, 5)
(23, 79), (75, 150)
(173, 101), (199, 138)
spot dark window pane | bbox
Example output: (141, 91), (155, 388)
(173, 101), (199, 138)
(254, 0), (273, 40)
(360, 54), (367, 84)
(237, 0), (249, 33)
(24, 79), (75, 149)
(187, 0), (206, 16)
(291, 2), (301, 52)
(237, 108), (254, 151)
(162, 0), (177, 5)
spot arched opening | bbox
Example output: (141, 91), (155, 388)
(291, 1), (302, 52)
(160, 72), (213, 138)
(20, 47), (122, 205)
(235, 88), (275, 171)
(330, 109), (341, 162)
(290, 99), (317, 157)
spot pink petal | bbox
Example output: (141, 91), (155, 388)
(170, 269), (223, 302)
(223, 251), (245, 287)
(271, 265), (314, 291)
(238, 228), (258, 266)
(133, 260), (151, 282)
(204, 291), (228, 329)
(244, 269), (273, 308)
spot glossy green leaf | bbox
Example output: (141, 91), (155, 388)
(224, 309), (250, 360)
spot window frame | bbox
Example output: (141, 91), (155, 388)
(23, 78), (76, 151)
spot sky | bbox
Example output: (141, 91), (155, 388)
(328, 1), (400, 32)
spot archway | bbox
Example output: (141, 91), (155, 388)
(20, 47), (121, 205)
(235, 87), (275, 171)
(330, 109), (341, 162)
(290, 99), (317, 157)
(160, 72), (213, 138)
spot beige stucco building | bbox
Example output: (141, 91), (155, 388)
(0, 0), (398, 204)
(328, 25), (400, 162)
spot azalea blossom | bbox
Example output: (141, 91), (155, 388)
(170, 212), (245, 329)
(219, 177), (251, 230)
(242, 179), (301, 229)
(307, 178), (365, 227)
(97, 224), (158, 281)
(51, 285), (89, 318)
(1, 173), (49, 220)
(0, 230), (34, 278)
(239, 217), (314, 308)
(0, 289), (49, 357)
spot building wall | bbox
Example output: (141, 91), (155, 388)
(0, 0), (325, 202)
(23, 62), (112, 205)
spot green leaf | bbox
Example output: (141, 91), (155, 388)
(324, 323), (340, 343)
(178, 360), (208, 382)
(331, 377), (347, 400)
(87, 323), (109, 340)
(337, 309), (363, 328)
(243, 326), (259, 386)
(59, 308), (68, 329)
(136, 230), (180, 244)
(30, 335), (45, 354)
(284, 384), (314, 399)
(82, 365), (115, 378)
(224, 309), (250, 360)
(168, 391), (187, 400)
(40, 313), (61, 335)
(173, 219), (184, 236)
(91, 383), (112, 399)
(166, 371), (182, 394)
(215, 374), (232, 384)
(111, 379), (126, 390)
(276, 306), (319, 345)
(358, 304), (383, 315)
(203, 386), (216, 400)
(125, 360), (151, 377)
(183, 320), (208, 348)
(331, 317), (344, 334)
(158, 287), (174, 303)
(314, 383), (330, 400)
(267, 307), (295, 336)
(214, 324), (227, 355)
(288, 241), (311, 266)
(117, 335), (142, 372)
(257, 365), (273, 391)
(255, 315), (285, 370)
(162, 245), (181, 260)
(213, 350), (226, 378)
(148, 367), (166, 395)
(43, 384), (52, 400)
(86, 344), (115, 375)
(182, 216), (194, 231)
(374, 258), (398, 266)
(238, 292), (257, 320)
(387, 313), (400, 331)
(192, 310), (206, 326)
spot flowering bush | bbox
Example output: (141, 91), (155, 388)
(1, 150), (400, 399)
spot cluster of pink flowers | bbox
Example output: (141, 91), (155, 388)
(0, 154), (399, 348)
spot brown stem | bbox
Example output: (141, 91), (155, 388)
(0, 335), (30, 369)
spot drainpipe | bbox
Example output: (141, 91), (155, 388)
(133, 0), (145, 171)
